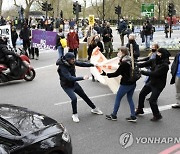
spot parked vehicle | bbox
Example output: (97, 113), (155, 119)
(0, 104), (72, 154)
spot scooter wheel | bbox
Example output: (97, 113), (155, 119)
(24, 69), (36, 81)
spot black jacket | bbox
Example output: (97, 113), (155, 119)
(139, 59), (169, 90)
(87, 41), (104, 57)
(11, 31), (18, 47)
(107, 61), (136, 85)
(19, 27), (31, 41)
(56, 58), (94, 88)
(0, 44), (15, 64)
(170, 52), (180, 84)
(126, 41), (140, 59)
(102, 27), (113, 42)
(144, 23), (152, 36)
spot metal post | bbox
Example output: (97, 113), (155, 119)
(158, 0), (161, 24)
(103, 0), (105, 23)
(75, 2), (79, 32)
(45, 1), (48, 19)
(169, 16), (172, 38)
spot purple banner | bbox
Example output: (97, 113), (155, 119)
(32, 30), (57, 50)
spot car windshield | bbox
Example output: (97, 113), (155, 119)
(0, 117), (21, 136)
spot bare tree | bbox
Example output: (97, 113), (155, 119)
(13, 0), (37, 18)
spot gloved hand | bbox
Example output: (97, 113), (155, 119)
(100, 70), (107, 76)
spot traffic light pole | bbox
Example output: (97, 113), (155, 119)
(169, 16), (172, 38)
(102, 0), (105, 23)
(76, 7), (79, 32)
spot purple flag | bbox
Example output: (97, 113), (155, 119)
(32, 30), (57, 50)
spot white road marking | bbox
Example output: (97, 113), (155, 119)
(143, 104), (177, 115)
(35, 64), (175, 114)
(54, 89), (143, 106)
(34, 64), (55, 70)
(54, 93), (114, 105)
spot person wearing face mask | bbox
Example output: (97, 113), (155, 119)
(138, 43), (159, 81)
(87, 35), (104, 81)
(136, 48), (171, 121)
(67, 26), (79, 59)
(101, 47), (137, 122)
(87, 35), (104, 60)
(126, 34), (140, 60)
(102, 22), (113, 59)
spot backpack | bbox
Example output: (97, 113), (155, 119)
(128, 44), (141, 82)
(60, 38), (67, 48)
(128, 63), (141, 82)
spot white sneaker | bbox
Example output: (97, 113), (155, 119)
(91, 108), (103, 115)
(2, 68), (10, 74)
(72, 114), (80, 123)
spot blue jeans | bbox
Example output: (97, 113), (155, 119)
(145, 35), (150, 48)
(112, 84), (136, 117)
(62, 83), (96, 114)
(57, 46), (64, 58)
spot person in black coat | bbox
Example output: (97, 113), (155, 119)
(126, 34), (140, 60)
(170, 52), (180, 108)
(56, 52), (103, 123)
(11, 26), (18, 50)
(19, 23), (31, 58)
(101, 47), (137, 122)
(136, 48), (171, 121)
(87, 35), (104, 60)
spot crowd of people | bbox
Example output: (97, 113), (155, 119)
(0, 15), (179, 123)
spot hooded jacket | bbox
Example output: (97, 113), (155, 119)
(139, 48), (170, 90)
(56, 57), (94, 88)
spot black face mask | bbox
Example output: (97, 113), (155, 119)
(152, 49), (156, 52)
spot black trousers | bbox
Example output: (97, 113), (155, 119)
(68, 48), (78, 59)
(62, 83), (96, 114)
(31, 47), (39, 58)
(138, 84), (163, 116)
(23, 40), (31, 56)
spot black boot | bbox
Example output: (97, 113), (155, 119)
(135, 108), (144, 116)
(150, 114), (162, 122)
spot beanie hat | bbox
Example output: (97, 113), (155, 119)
(64, 52), (75, 60)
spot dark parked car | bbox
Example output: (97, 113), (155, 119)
(0, 104), (72, 154)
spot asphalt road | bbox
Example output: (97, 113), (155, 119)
(1, 30), (180, 154)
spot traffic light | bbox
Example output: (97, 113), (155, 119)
(47, 4), (53, 11)
(60, 10), (63, 18)
(73, 2), (77, 14)
(115, 5), (121, 15)
(168, 3), (175, 17)
(78, 5), (81, 12)
(42, 2), (48, 11)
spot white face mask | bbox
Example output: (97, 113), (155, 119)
(70, 30), (74, 33)
(117, 52), (122, 58)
